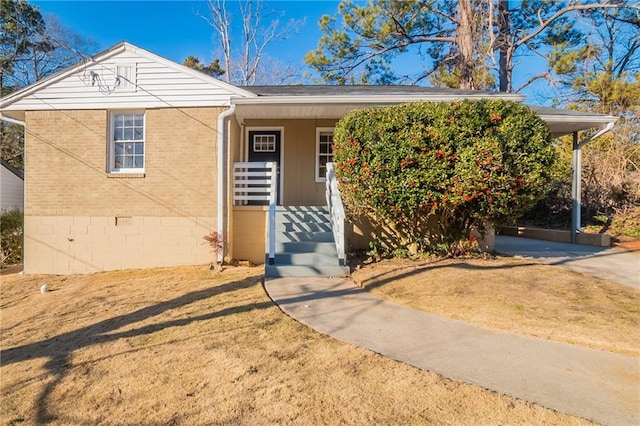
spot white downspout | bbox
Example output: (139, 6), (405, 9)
(587, 121), (615, 143)
(216, 103), (236, 264)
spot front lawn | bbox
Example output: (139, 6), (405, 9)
(1, 266), (591, 425)
(353, 257), (640, 356)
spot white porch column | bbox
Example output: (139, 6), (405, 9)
(570, 122), (615, 244)
(571, 131), (581, 244)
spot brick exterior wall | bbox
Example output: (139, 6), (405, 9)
(24, 107), (224, 274)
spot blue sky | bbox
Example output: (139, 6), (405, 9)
(30, 0), (550, 100)
(32, 1), (338, 76)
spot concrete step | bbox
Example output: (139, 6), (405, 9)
(274, 252), (341, 266)
(276, 206), (328, 213)
(276, 213), (330, 225)
(275, 221), (332, 233)
(275, 241), (338, 254)
(265, 264), (350, 278)
(267, 205), (347, 278)
(276, 231), (335, 243)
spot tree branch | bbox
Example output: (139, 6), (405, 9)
(513, 72), (556, 93)
(517, 2), (639, 48)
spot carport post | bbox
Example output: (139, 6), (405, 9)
(571, 131), (581, 244)
(569, 123), (615, 244)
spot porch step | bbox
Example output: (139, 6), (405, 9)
(265, 264), (350, 278)
(275, 222), (332, 233)
(275, 241), (338, 254)
(268, 205), (349, 278)
(274, 251), (341, 266)
(277, 231), (335, 243)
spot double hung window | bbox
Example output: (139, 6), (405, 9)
(110, 112), (145, 173)
(316, 128), (334, 182)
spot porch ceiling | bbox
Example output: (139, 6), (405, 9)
(233, 101), (617, 138)
(234, 103), (387, 122)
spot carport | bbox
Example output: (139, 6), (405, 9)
(528, 106), (617, 243)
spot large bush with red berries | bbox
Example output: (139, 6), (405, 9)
(333, 99), (556, 254)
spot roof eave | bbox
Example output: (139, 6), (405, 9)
(232, 93), (525, 105)
(539, 114), (617, 124)
(542, 114), (618, 137)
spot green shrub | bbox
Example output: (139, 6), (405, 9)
(334, 99), (556, 255)
(1, 208), (23, 265)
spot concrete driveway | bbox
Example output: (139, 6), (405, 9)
(265, 276), (640, 425)
(495, 235), (640, 289)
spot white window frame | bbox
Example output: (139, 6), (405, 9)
(252, 134), (277, 152)
(316, 127), (335, 182)
(108, 111), (145, 174)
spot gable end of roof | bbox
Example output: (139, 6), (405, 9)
(0, 41), (255, 110)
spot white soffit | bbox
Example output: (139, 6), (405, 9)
(234, 98), (617, 137)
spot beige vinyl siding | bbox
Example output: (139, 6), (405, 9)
(243, 119), (338, 206)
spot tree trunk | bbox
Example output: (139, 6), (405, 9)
(457, 0), (476, 90)
(498, 0), (511, 92)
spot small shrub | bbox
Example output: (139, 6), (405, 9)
(0, 209), (23, 266)
(203, 231), (224, 270)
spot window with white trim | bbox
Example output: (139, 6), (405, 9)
(109, 112), (145, 173)
(316, 128), (334, 182)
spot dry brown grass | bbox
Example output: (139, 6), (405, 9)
(1, 265), (592, 425)
(352, 257), (640, 357)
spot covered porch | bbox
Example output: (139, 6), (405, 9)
(230, 161), (348, 277)
(220, 86), (617, 274)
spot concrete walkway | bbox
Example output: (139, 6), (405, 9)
(495, 235), (640, 289)
(265, 276), (640, 425)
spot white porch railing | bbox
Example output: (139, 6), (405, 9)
(233, 162), (277, 264)
(325, 163), (346, 266)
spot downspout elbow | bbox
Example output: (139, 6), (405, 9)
(583, 121), (615, 145)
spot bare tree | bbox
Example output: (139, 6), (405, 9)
(1, 0), (97, 168)
(199, 0), (305, 85)
(9, 13), (98, 87)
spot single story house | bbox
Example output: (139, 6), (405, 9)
(0, 158), (24, 212)
(0, 42), (616, 275)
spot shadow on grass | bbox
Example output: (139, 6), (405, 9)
(1, 274), (267, 424)
(358, 259), (539, 292)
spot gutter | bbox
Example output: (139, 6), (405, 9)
(231, 93), (525, 105)
(216, 103), (236, 264)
